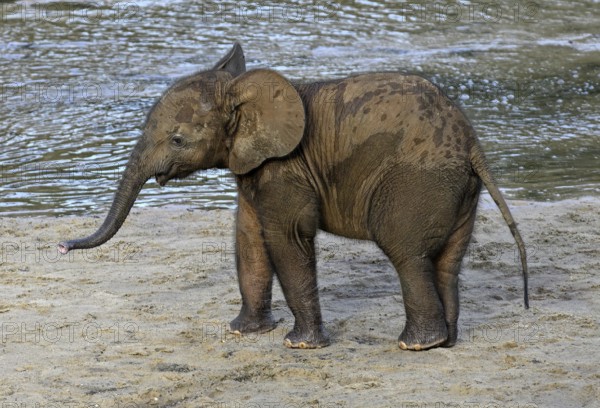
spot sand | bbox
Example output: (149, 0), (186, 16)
(0, 196), (598, 407)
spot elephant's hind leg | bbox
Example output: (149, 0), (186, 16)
(369, 169), (451, 350)
(373, 219), (448, 350)
(387, 253), (448, 350)
(434, 192), (479, 347)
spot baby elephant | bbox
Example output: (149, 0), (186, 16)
(59, 43), (528, 350)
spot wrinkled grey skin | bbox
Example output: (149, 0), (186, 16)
(59, 43), (528, 350)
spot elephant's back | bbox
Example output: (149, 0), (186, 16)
(299, 73), (476, 173)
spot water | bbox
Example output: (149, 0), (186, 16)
(1, 0), (599, 216)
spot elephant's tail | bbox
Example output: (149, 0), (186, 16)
(470, 142), (529, 309)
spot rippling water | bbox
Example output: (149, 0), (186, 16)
(1, 0), (599, 216)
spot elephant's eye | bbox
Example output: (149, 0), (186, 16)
(171, 135), (185, 147)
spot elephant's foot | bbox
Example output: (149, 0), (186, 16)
(398, 320), (448, 351)
(283, 326), (330, 349)
(229, 312), (277, 335)
(441, 322), (458, 348)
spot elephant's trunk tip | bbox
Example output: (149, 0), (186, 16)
(57, 242), (71, 255)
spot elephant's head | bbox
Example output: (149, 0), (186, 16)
(58, 43), (305, 254)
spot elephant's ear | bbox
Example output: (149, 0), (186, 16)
(212, 42), (246, 77)
(225, 69), (305, 175)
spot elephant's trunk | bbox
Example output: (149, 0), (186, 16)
(58, 147), (150, 254)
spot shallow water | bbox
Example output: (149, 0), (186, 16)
(1, 0), (599, 216)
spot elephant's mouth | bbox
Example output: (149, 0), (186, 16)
(155, 166), (194, 186)
(155, 166), (175, 186)
(156, 173), (170, 186)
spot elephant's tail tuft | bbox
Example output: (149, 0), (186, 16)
(470, 142), (529, 309)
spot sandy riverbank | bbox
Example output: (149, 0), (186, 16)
(0, 197), (598, 407)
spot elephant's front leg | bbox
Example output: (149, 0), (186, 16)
(230, 193), (277, 335)
(261, 202), (330, 349)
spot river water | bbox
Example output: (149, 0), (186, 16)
(1, 0), (599, 216)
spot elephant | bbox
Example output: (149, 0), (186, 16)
(59, 42), (529, 350)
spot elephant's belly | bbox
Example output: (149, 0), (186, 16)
(319, 217), (371, 240)
(318, 194), (372, 241)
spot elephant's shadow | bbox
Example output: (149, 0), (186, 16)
(314, 233), (401, 300)
(268, 234), (407, 344)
